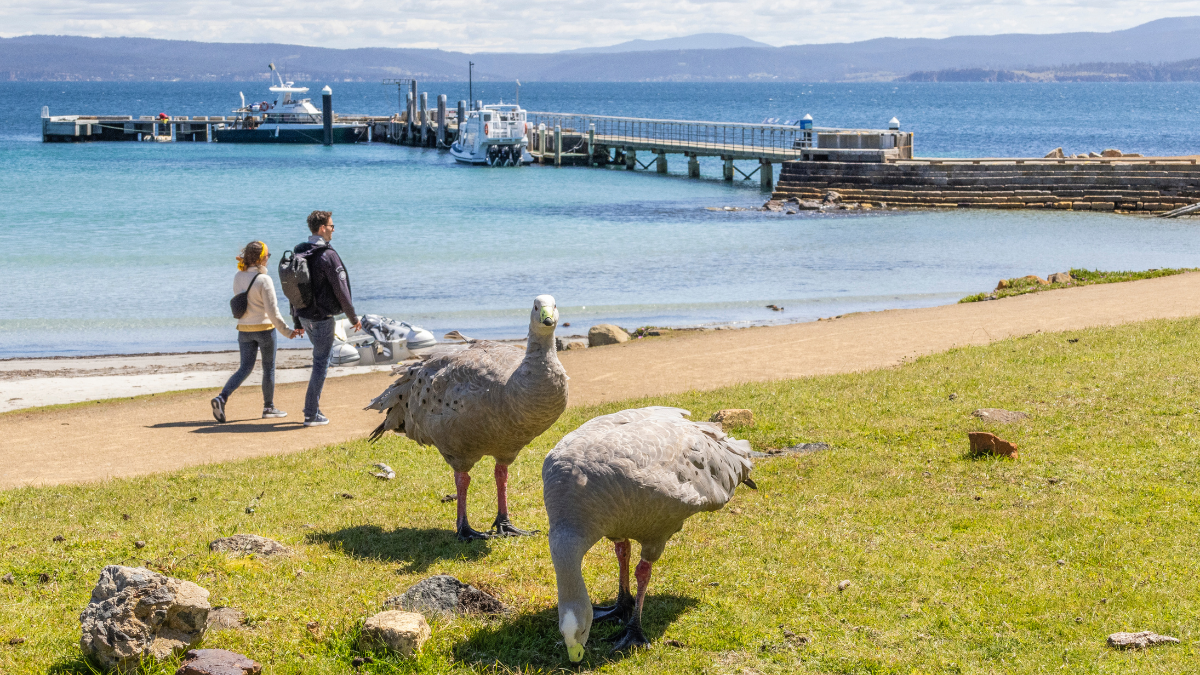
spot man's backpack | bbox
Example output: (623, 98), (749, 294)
(229, 273), (262, 319)
(278, 245), (326, 311)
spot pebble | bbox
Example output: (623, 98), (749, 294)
(135, 540), (146, 549)
(1, 573), (13, 584)
(52, 535), (64, 542)
(8, 637), (25, 645)
(837, 580), (851, 591)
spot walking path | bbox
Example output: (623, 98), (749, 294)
(3, 273), (1199, 490)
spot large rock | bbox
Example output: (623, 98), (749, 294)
(971, 408), (1029, 424)
(359, 611), (431, 657)
(80, 565), (211, 672)
(1044, 147), (1065, 159)
(205, 607), (246, 631)
(588, 324), (630, 347)
(1107, 631), (1179, 650)
(1046, 272), (1071, 284)
(709, 409), (755, 427)
(209, 534), (289, 557)
(176, 649), (261, 675)
(1101, 148), (1123, 158)
(384, 575), (508, 619)
(968, 431), (1019, 459)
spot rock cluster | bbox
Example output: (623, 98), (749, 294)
(359, 611), (431, 657)
(384, 575), (508, 619)
(588, 324), (630, 347)
(79, 565), (211, 672)
(208, 534), (289, 557)
(971, 408), (1029, 424)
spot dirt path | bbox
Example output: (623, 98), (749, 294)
(4, 273), (1199, 489)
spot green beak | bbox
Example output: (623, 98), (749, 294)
(540, 307), (555, 325)
(567, 643), (584, 662)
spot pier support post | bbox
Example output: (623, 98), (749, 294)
(322, 86), (333, 146)
(206, 121), (214, 143)
(405, 92), (414, 144)
(656, 151), (668, 174)
(420, 92), (429, 146)
(554, 124), (562, 166)
(587, 124), (595, 167)
(456, 101), (466, 143)
(722, 156), (733, 181)
(625, 148), (636, 170)
(759, 158), (773, 191)
(688, 154), (700, 178)
(437, 95), (447, 147)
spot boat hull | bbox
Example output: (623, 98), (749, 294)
(214, 125), (365, 144)
(450, 141), (531, 166)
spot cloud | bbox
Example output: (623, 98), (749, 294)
(1, 0), (1199, 52)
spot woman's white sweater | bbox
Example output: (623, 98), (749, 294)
(233, 266), (292, 336)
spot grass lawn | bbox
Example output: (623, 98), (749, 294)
(3, 318), (1200, 673)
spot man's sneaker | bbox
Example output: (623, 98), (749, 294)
(211, 396), (226, 423)
(304, 413), (330, 427)
(262, 407), (287, 419)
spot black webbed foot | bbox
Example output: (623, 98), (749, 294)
(456, 522), (492, 541)
(491, 514), (539, 537)
(611, 621), (650, 652)
(592, 587), (635, 624)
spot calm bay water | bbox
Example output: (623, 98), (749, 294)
(3, 81), (1200, 358)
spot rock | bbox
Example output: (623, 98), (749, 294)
(1101, 148), (1123, 158)
(135, 540), (146, 549)
(971, 408), (1029, 424)
(1044, 147), (1065, 159)
(995, 279), (1009, 290)
(837, 580), (851, 591)
(796, 200), (823, 210)
(1020, 275), (1050, 285)
(709, 409), (754, 427)
(823, 191), (841, 204)
(209, 534), (289, 558)
(1047, 272), (1071, 284)
(384, 575), (508, 619)
(556, 338), (586, 351)
(1, 573), (12, 584)
(79, 565), (211, 672)
(1107, 631), (1179, 650)
(9, 637), (26, 645)
(968, 431), (1019, 459)
(205, 607), (245, 631)
(762, 200), (784, 212)
(176, 649), (261, 675)
(359, 611), (431, 657)
(1088, 152), (1101, 158)
(588, 324), (630, 347)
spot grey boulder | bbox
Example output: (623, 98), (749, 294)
(384, 575), (508, 619)
(176, 648), (261, 675)
(209, 534), (289, 557)
(79, 565), (211, 672)
(588, 324), (630, 347)
(1107, 631), (1179, 649)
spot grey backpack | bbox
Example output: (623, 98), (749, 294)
(278, 245), (326, 310)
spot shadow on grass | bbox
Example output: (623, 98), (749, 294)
(307, 525), (490, 573)
(146, 420), (303, 434)
(456, 593), (698, 671)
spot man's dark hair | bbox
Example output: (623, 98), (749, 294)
(307, 210), (332, 234)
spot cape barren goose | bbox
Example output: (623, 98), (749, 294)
(367, 295), (568, 541)
(542, 406), (755, 661)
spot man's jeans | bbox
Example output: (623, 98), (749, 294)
(300, 317), (335, 419)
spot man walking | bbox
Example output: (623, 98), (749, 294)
(292, 210), (359, 427)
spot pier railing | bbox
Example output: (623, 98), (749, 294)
(526, 112), (818, 159)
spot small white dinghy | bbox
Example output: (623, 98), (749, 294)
(330, 316), (436, 366)
(450, 103), (533, 166)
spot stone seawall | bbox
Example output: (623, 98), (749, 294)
(771, 159), (1200, 212)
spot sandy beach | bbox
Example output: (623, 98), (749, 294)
(3, 272), (1199, 490)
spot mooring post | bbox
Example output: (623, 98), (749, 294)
(656, 151), (668, 174)
(537, 123), (546, 161)
(554, 124), (562, 166)
(625, 148), (636, 170)
(437, 94), (447, 147)
(688, 154), (700, 178)
(405, 92), (414, 144)
(587, 124), (595, 166)
(420, 92), (429, 146)
(322, 86), (333, 146)
(456, 100), (466, 143)
(759, 158), (773, 191)
(722, 157), (734, 181)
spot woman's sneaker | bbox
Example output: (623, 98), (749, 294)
(304, 413), (330, 427)
(211, 396), (226, 423)
(262, 407), (287, 419)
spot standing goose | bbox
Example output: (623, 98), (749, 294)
(542, 406), (755, 661)
(367, 295), (568, 540)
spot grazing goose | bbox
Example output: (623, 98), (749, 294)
(542, 406), (755, 661)
(367, 295), (568, 541)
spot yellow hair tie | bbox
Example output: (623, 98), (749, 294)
(236, 241), (268, 271)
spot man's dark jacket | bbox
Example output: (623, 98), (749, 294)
(291, 242), (357, 328)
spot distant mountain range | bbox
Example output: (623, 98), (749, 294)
(6, 18), (1200, 82)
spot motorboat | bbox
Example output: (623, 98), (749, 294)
(450, 103), (532, 166)
(214, 65), (366, 144)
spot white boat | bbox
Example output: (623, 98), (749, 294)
(450, 103), (532, 166)
(215, 65), (365, 144)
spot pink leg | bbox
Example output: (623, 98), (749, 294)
(453, 471), (489, 541)
(491, 462), (537, 537)
(613, 560), (652, 650)
(633, 560), (652, 619)
(594, 539), (636, 623)
(615, 541), (631, 593)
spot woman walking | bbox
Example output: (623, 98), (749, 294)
(211, 241), (298, 423)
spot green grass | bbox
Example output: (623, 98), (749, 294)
(959, 267), (1194, 303)
(5, 318), (1200, 673)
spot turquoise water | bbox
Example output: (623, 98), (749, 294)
(4, 82), (1200, 357)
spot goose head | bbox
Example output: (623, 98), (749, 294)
(557, 597), (592, 662)
(530, 294), (559, 336)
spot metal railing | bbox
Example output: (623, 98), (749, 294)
(526, 112), (827, 156)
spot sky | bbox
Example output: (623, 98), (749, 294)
(2, 0), (1200, 52)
